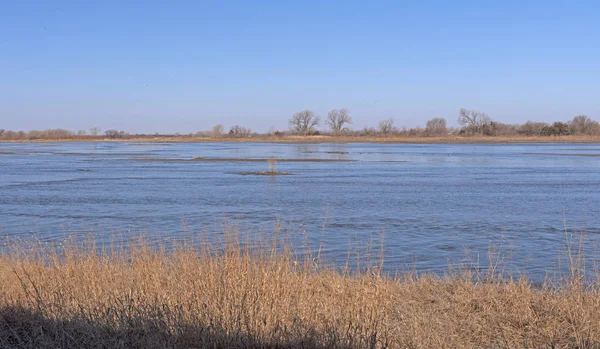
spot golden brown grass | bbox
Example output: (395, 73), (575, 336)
(3, 134), (600, 144)
(0, 234), (599, 348)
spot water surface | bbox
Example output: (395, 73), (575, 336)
(1, 142), (599, 280)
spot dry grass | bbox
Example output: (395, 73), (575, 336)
(0, 233), (599, 349)
(3, 135), (600, 144)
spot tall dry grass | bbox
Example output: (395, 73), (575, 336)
(0, 231), (599, 349)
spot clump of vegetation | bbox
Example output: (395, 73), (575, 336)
(268, 157), (277, 173)
(0, 230), (599, 348)
(241, 158), (293, 176)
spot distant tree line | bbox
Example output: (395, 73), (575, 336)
(281, 108), (600, 138)
(1, 109), (599, 140)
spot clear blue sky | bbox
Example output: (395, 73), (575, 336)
(1, 0), (599, 133)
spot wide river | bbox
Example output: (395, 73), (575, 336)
(1, 142), (599, 280)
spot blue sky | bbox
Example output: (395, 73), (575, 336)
(1, 0), (599, 133)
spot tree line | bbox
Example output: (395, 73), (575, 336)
(1, 109), (599, 140)
(282, 108), (600, 137)
(197, 108), (600, 138)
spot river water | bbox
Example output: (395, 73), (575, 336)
(1, 142), (599, 280)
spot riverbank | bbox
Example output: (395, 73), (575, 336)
(1, 238), (598, 348)
(3, 135), (600, 144)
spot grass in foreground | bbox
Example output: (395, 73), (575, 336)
(0, 236), (599, 349)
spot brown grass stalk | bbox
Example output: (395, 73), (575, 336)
(0, 232), (599, 348)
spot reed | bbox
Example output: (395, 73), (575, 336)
(0, 230), (599, 348)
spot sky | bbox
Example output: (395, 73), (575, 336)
(1, 0), (599, 133)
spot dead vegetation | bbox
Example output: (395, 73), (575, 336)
(0, 230), (599, 349)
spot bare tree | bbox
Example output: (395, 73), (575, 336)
(289, 110), (320, 135)
(0, 129), (5, 137)
(518, 121), (549, 136)
(569, 115), (600, 135)
(378, 118), (395, 136)
(362, 126), (377, 136)
(45, 129), (73, 139)
(458, 108), (492, 134)
(228, 125), (251, 138)
(425, 118), (447, 136)
(211, 124), (224, 138)
(89, 127), (101, 136)
(541, 122), (570, 136)
(105, 129), (126, 139)
(326, 108), (352, 135)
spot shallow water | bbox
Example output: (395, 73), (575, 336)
(1, 142), (599, 280)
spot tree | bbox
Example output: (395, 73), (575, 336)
(105, 129), (126, 139)
(326, 108), (352, 135)
(519, 121), (549, 136)
(289, 110), (320, 135)
(362, 126), (377, 136)
(77, 130), (87, 136)
(228, 125), (251, 138)
(541, 122), (570, 136)
(211, 124), (224, 138)
(425, 118), (447, 136)
(457, 108), (492, 134)
(378, 118), (395, 136)
(89, 127), (101, 136)
(0, 129), (5, 137)
(569, 115), (600, 135)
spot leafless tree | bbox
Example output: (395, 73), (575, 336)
(289, 110), (320, 135)
(89, 127), (101, 136)
(541, 122), (570, 136)
(425, 118), (447, 136)
(362, 126), (377, 136)
(228, 125), (251, 138)
(326, 108), (352, 135)
(0, 129), (5, 137)
(44, 129), (73, 139)
(518, 121), (549, 136)
(105, 129), (126, 139)
(378, 118), (395, 136)
(77, 130), (87, 136)
(211, 124), (224, 138)
(458, 108), (492, 134)
(569, 115), (600, 135)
